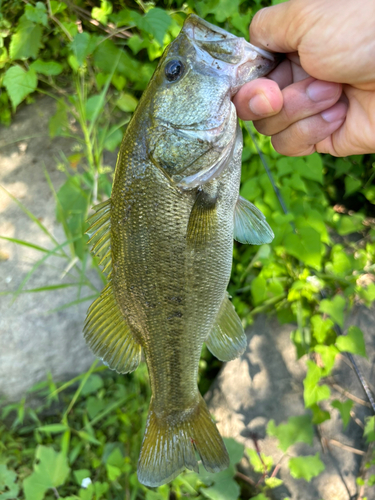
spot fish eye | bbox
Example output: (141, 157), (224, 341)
(165, 60), (184, 82)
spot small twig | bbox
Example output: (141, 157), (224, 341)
(235, 471), (256, 486)
(350, 410), (365, 430)
(328, 439), (365, 456)
(328, 382), (372, 408)
(46, 0), (73, 41)
(51, 487), (60, 498)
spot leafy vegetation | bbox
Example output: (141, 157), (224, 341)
(1, 0), (375, 498)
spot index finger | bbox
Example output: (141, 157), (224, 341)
(250, 2), (301, 53)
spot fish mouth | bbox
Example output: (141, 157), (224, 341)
(182, 14), (279, 92)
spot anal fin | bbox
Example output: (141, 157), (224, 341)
(84, 282), (141, 374)
(206, 293), (247, 361)
(234, 195), (274, 245)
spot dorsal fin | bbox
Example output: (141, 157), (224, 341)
(84, 282), (142, 374)
(234, 196), (274, 245)
(206, 293), (247, 361)
(86, 199), (112, 275)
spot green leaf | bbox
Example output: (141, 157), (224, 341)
(311, 315), (334, 343)
(251, 275), (267, 305)
(313, 345), (339, 375)
(364, 416), (375, 443)
(251, 495), (269, 500)
(264, 477), (283, 489)
(80, 374), (104, 396)
(10, 20), (43, 60)
(223, 437), (244, 464)
(301, 154), (323, 183)
(136, 8), (172, 45)
(85, 95), (104, 122)
(310, 404), (330, 425)
(49, 99), (69, 137)
(30, 59), (63, 75)
(3, 66), (37, 109)
(303, 360), (331, 407)
(50, 1), (67, 15)
(344, 176), (362, 198)
(288, 453), (325, 481)
(106, 464), (121, 481)
(336, 326), (367, 357)
(0, 464), (19, 500)
(213, 0), (240, 22)
(25, 2), (48, 26)
(23, 446), (70, 500)
(331, 399), (353, 429)
(116, 92), (138, 112)
(363, 185), (375, 204)
(246, 448), (273, 474)
(199, 468), (240, 500)
(267, 415), (313, 452)
(284, 226), (322, 269)
(70, 32), (95, 66)
(319, 295), (346, 328)
(92, 0), (113, 25)
(37, 424), (70, 434)
(73, 469), (91, 486)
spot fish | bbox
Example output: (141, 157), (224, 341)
(84, 14), (277, 488)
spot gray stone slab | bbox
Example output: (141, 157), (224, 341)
(0, 96), (111, 401)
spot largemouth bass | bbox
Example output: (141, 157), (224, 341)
(84, 14), (277, 487)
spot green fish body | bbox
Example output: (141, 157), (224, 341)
(84, 15), (276, 487)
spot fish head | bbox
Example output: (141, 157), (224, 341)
(145, 14), (279, 189)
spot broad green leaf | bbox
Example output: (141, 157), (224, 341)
(23, 446), (70, 500)
(49, 99), (69, 137)
(80, 374), (104, 396)
(288, 453), (325, 481)
(319, 295), (346, 327)
(86, 397), (107, 420)
(251, 275), (267, 305)
(50, 1), (67, 15)
(0, 464), (19, 500)
(344, 176), (362, 198)
(310, 404), (330, 425)
(283, 227), (322, 269)
(92, 0), (113, 25)
(264, 477), (283, 489)
(313, 345), (339, 375)
(303, 360), (331, 407)
(251, 495), (268, 500)
(267, 415), (313, 452)
(70, 32), (95, 66)
(25, 2), (48, 26)
(37, 424), (70, 434)
(302, 154), (323, 183)
(146, 485), (169, 500)
(85, 95), (104, 121)
(223, 437), (244, 464)
(246, 448), (273, 474)
(213, 0), (240, 22)
(331, 400), (353, 429)
(199, 467), (240, 500)
(73, 469), (91, 486)
(10, 20), (42, 60)
(103, 126), (123, 152)
(335, 213), (364, 236)
(311, 315), (334, 343)
(3, 66), (37, 109)
(363, 185), (375, 204)
(136, 8), (172, 46)
(106, 464), (121, 481)
(30, 59), (63, 75)
(116, 93), (138, 112)
(325, 245), (352, 276)
(364, 416), (375, 443)
(0, 47), (8, 69)
(336, 326), (367, 357)
(240, 177), (262, 200)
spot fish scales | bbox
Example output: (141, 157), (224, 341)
(84, 14), (278, 488)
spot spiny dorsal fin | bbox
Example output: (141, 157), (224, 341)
(206, 293), (247, 361)
(84, 282), (142, 374)
(86, 199), (112, 275)
(187, 190), (217, 247)
(234, 196), (274, 245)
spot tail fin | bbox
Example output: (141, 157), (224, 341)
(137, 395), (229, 487)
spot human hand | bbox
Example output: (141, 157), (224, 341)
(233, 0), (375, 157)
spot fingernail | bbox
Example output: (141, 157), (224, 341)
(249, 93), (274, 116)
(321, 102), (347, 123)
(307, 80), (340, 102)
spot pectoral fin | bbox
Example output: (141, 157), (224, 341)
(84, 282), (142, 374)
(187, 190), (217, 246)
(234, 196), (274, 245)
(206, 293), (247, 361)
